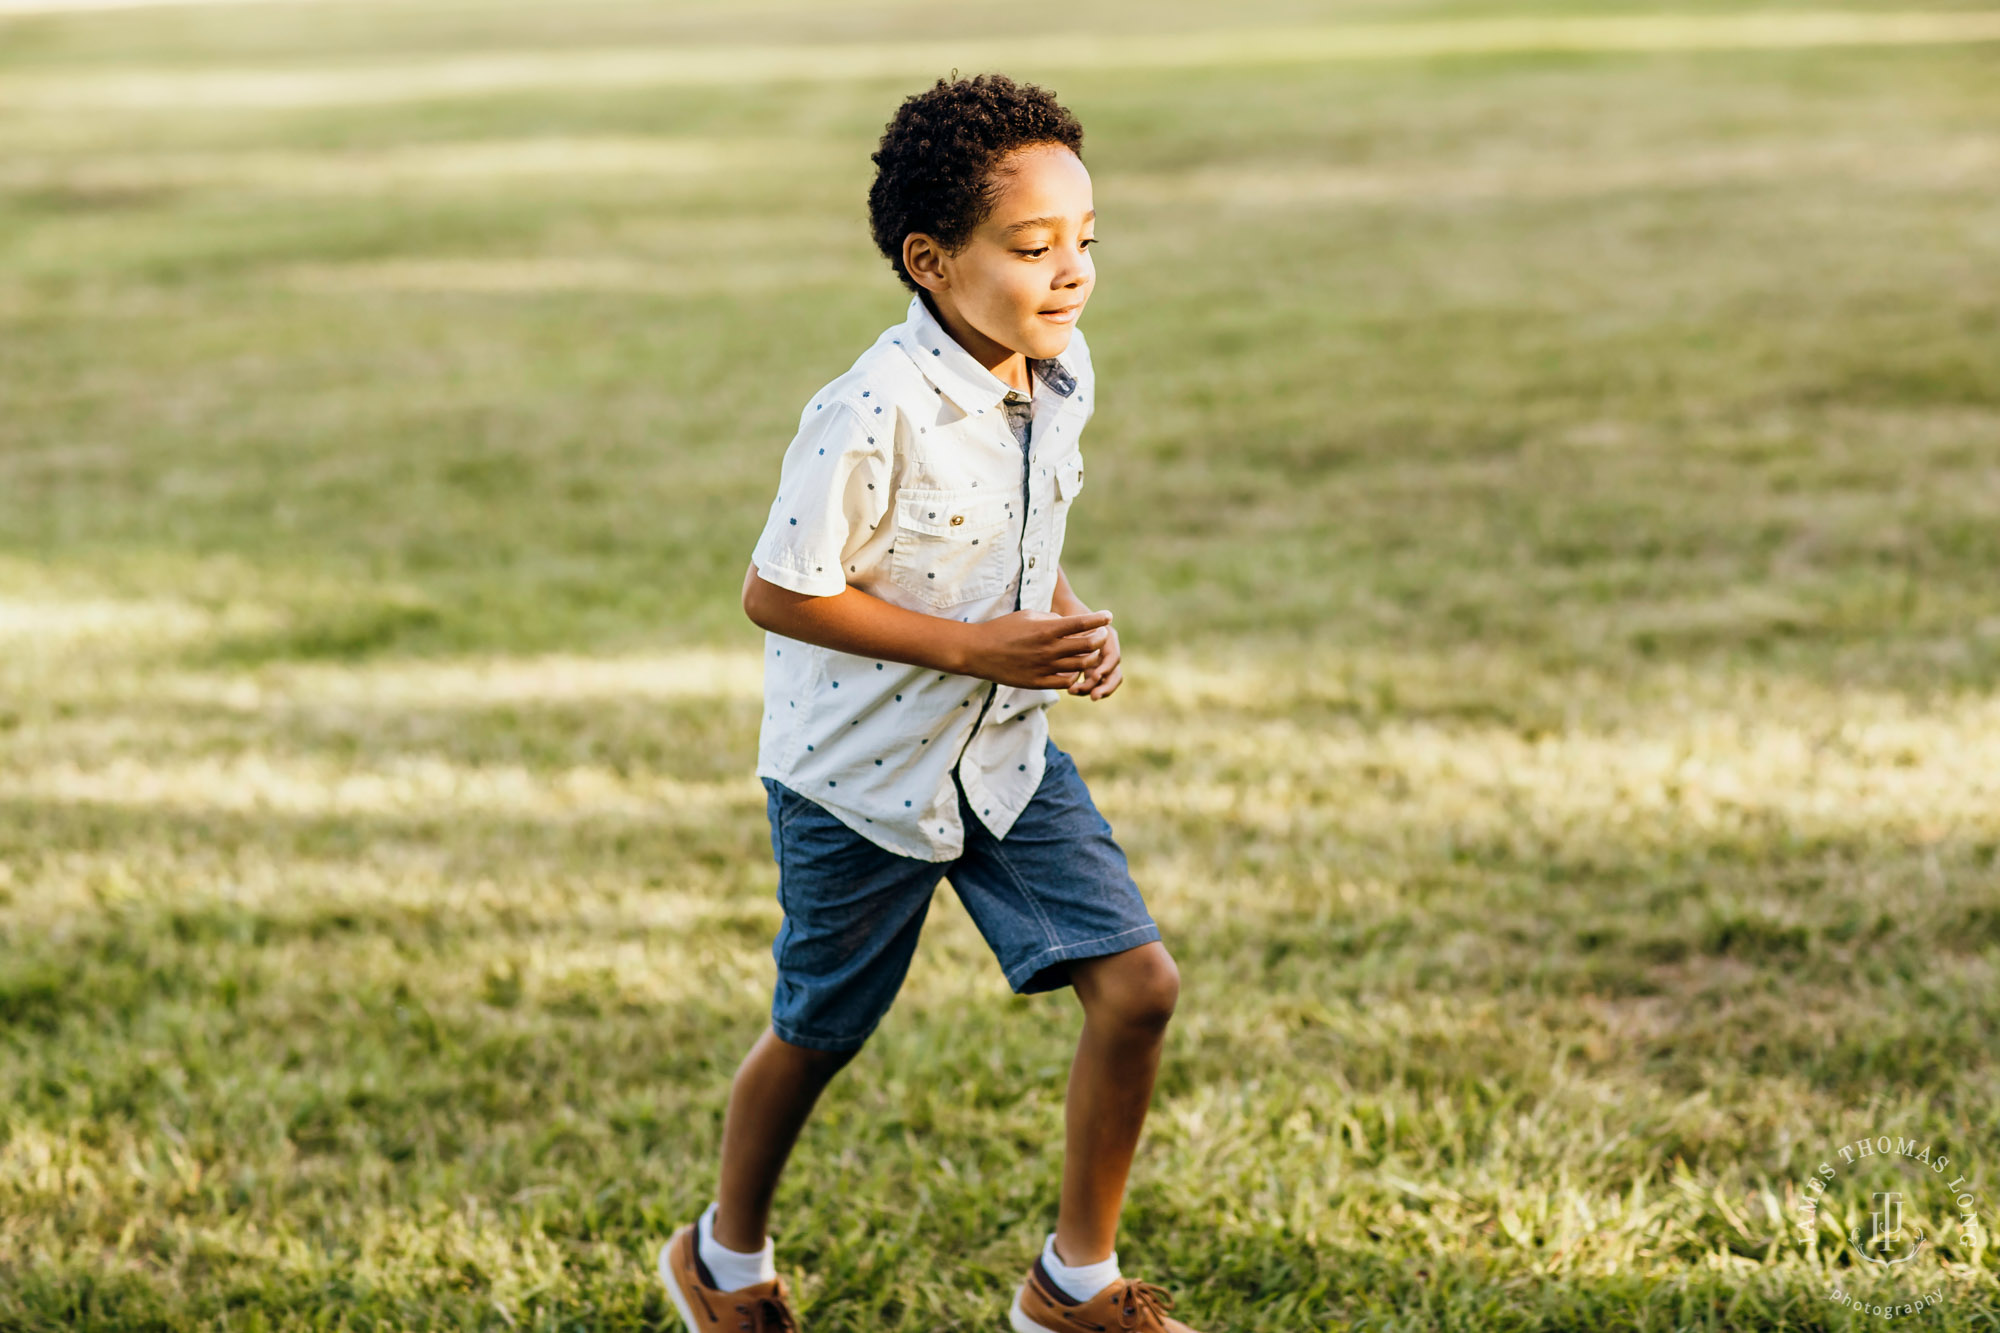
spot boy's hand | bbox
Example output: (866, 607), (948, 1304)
(962, 609), (1114, 690)
(1068, 622), (1122, 701)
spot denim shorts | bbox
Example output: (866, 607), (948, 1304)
(759, 738), (1161, 1053)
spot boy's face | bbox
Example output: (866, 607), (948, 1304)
(908, 143), (1095, 362)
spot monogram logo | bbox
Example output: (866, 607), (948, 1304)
(1851, 1190), (1925, 1265)
(1797, 1132), (1984, 1321)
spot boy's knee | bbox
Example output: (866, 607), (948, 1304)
(1084, 945), (1180, 1030)
(1135, 950), (1181, 1028)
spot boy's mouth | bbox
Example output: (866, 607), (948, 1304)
(1036, 303), (1081, 325)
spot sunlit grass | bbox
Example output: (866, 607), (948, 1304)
(4, 0), (2000, 1328)
(5, 10), (2000, 109)
(7, 598), (2000, 1325)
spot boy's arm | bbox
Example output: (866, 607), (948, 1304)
(742, 561), (975, 675)
(1050, 564), (1090, 619)
(742, 562), (1113, 692)
(1050, 564), (1123, 701)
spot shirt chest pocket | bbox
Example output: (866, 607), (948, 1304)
(889, 487), (1014, 610)
(1042, 451), (1087, 570)
(1054, 453), (1085, 502)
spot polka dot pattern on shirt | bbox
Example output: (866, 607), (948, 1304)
(749, 291), (1092, 860)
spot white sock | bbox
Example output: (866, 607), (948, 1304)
(1041, 1231), (1121, 1302)
(697, 1201), (776, 1291)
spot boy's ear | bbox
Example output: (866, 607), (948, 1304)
(902, 233), (949, 294)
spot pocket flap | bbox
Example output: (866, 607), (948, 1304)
(896, 489), (1009, 538)
(1055, 453), (1086, 501)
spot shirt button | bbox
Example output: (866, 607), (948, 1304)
(1028, 556), (1037, 568)
(950, 514), (964, 526)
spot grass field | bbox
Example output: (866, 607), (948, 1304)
(4, 1), (2000, 1328)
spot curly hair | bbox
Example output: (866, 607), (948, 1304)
(868, 72), (1085, 293)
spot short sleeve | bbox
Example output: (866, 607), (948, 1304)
(750, 399), (890, 597)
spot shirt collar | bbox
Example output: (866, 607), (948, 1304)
(898, 292), (1079, 413)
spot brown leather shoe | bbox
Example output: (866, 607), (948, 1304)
(657, 1223), (801, 1332)
(1009, 1253), (1201, 1332)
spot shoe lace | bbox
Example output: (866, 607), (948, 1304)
(1115, 1279), (1176, 1329)
(733, 1284), (798, 1332)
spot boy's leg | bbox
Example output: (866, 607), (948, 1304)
(700, 779), (948, 1256)
(1053, 942), (1180, 1265)
(943, 740), (1177, 1267)
(711, 1027), (857, 1251)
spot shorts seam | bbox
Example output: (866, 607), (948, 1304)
(771, 782), (795, 914)
(770, 1015), (871, 1054)
(1003, 922), (1162, 990)
(982, 831), (1064, 955)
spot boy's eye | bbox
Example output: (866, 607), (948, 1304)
(1017, 240), (1097, 258)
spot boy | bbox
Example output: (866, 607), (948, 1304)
(658, 74), (1198, 1333)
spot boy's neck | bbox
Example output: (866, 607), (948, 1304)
(921, 289), (1032, 395)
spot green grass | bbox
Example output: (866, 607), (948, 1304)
(4, 1), (2000, 1328)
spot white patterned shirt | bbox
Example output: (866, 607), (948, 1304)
(750, 292), (1094, 861)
